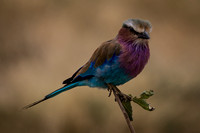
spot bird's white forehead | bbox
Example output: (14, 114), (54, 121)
(123, 19), (152, 33)
(124, 19), (135, 28)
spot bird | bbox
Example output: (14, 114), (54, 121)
(23, 18), (152, 109)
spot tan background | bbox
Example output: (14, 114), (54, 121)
(0, 0), (200, 133)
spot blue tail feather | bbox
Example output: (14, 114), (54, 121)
(45, 83), (77, 99)
(23, 82), (78, 109)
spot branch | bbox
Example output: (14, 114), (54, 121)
(107, 84), (135, 133)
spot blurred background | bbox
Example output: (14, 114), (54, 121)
(0, 0), (200, 133)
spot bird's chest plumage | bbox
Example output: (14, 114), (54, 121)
(119, 44), (150, 78)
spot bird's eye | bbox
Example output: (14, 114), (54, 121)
(129, 28), (135, 33)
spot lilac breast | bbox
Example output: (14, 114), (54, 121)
(119, 43), (150, 78)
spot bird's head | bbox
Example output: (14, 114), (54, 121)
(117, 19), (152, 44)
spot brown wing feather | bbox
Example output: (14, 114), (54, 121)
(65, 39), (121, 83)
(93, 40), (121, 67)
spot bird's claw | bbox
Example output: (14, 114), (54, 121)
(107, 87), (113, 97)
(107, 83), (131, 101)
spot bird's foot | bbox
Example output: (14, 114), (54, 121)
(107, 87), (113, 97)
(107, 84), (131, 101)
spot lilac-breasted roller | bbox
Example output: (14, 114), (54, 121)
(23, 19), (152, 109)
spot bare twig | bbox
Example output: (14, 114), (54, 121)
(107, 84), (136, 133)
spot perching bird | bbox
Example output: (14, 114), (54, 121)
(23, 19), (152, 109)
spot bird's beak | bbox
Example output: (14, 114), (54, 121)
(138, 31), (150, 39)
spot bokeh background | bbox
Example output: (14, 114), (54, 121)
(0, 0), (200, 133)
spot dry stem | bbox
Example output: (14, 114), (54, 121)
(107, 84), (135, 133)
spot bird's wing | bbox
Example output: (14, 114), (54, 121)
(62, 40), (122, 85)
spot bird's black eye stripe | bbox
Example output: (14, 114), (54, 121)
(122, 24), (129, 29)
(129, 27), (139, 35)
(122, 24), (140, 35)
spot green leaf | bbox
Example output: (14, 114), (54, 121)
(132, 90), (155, 111)
(140, 90), (154, 99)
(122, 100), (133, 121)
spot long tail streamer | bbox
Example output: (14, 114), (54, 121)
(23, 83), (77, 109)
